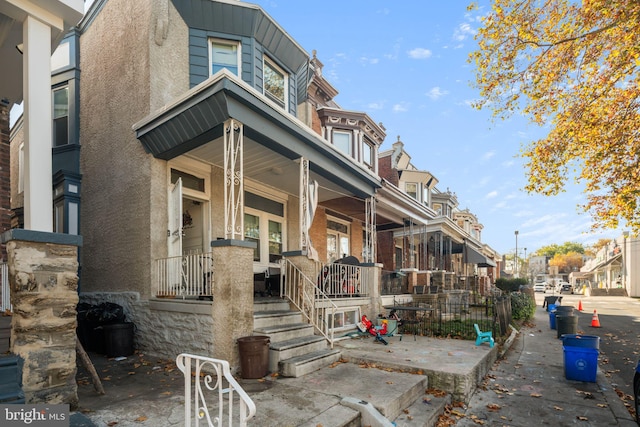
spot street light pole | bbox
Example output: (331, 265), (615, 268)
(514, 230), (519, 277)
(524, 247), (527, 282)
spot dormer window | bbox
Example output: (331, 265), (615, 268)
(264, 57), (287, 108)
(210, 39), (240, 76)
(406, 183), (418, 200)
(333, 130), (352, 156)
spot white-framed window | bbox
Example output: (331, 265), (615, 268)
(18, 143), (24, 194)
(327, 218), (350, 263)
(263, 56), (287, 108)
(53, 86), (69, 147)
(333, 130), (352, 156)
(326, 307), (360, 332)
(406, 182), (418, 200)
(362, 140), (373, 168)
(210, 39), (241, 76)
(244, 187), (286, 270)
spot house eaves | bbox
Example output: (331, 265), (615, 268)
(172, 0), (309, 73)
(376, 179), (437, 226)
(132, 70), (381, 199)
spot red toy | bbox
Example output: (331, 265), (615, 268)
(358, 315), (388, 345)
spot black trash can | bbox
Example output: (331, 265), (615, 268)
(556, 315), (578, 339)
(237, 336), (270, 379)
(103, 323), (135, 357)
(555, 305), (575, 315)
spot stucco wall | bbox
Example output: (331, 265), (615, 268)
(79, 0), (189, 298)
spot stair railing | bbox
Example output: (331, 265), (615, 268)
(280, 258), (337, 347)
(176, 353), (256, 427)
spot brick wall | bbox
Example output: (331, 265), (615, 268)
(377, 230), (395, 271)
(378, 155), (397, 185)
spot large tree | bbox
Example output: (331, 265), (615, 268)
(470, 0), (640, 234)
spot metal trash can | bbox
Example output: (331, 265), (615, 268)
(556, 315), (578, 339)
(237, 336), (270, 379)
(103, 323), (135, 357)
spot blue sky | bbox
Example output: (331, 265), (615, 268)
(249, 0), (622, 256)
(12, 0), (621, 257)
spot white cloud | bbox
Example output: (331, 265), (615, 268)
(426, 86), (449, 100)
(485, 190), (498, 199)
(359, 56), (379, 65)
(482, 151), (495, 161)
(367, 102), (384, 110)
(392, 103), (409, 112)
(407, 48), (432, 59)
(453, 23), (476, 41)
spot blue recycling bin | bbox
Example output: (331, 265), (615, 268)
(563, 346), (598, 382)
(549, 309), (557, 329)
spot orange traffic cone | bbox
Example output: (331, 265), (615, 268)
(578, 300), (583, 311)
(590, 310), (601, 328)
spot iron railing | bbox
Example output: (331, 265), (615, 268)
(388, 295), (510, 339)
(156, 253), (214, 299)
(317, 262), (369, 297)
(280, 259), (337, 346)
(176, 353), (256, 427)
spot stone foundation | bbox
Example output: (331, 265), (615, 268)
(2, 230), (82, 408)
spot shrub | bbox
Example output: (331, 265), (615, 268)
(510, 292), (536, 321)
(495, 277), (528, 293)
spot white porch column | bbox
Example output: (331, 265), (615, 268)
(365, 196), (376, 263)
(299, 158), (309, 250)
(23, 15), (53, 232)
(223, 119), (243, 240)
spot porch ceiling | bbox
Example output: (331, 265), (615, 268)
(132, 71), (381, 202)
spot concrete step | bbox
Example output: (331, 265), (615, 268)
(268, 335), (328, 372)
(391, 389), (451, 427)
(279, 348), (342, 377)
(253, 299), (290, 312)
(297, 404), (360, 427)
(255, 322), (314, 342)
(253, 310), (302, 329)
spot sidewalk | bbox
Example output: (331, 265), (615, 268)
(452, 305), (637, 426)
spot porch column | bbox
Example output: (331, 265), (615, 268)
(210, 240), (254, 373)
(2, 229), (82, 407)
(365, 197), (376, 263)
(23, 16), (54, 232)
(224, 119), (244, 240)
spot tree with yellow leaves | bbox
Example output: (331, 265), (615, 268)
(470, 0), (640, 234)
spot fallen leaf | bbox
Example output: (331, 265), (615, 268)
(553, 406), (563, 411)
(530, 393), (542, 398)
(577, 416), (588, 421)
(107, 422), (118, 426)
(135, 416), (147, 422)
(486, 403), (501, 411)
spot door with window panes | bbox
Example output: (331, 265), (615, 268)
(327, 219), (350, 263)
(243, 191), (285, 273)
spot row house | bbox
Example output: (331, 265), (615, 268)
(3, 0), (500, 378)
(577, 232), (639, 297)
(377, 140), (499, 296)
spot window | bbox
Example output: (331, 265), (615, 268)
(210, 39), (240, 76)
(263, 57), (287, 108)
(53, 86), (69, 147)
(326, 307), (360, 332)
(327, 218), (350, 263)
(406, 183), (418, 200)
(18, 143), (24, 194)
(245, 191), (285, 267)
(362, 141), (373, 167)
(333, 131), (352, 156)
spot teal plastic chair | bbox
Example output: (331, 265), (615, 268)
(474, 323), (494, 348)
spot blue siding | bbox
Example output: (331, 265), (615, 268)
(189, 29), (209, 88)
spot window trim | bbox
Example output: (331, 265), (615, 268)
(209, 38), (241, 76)
(405, 182), (418, 201)
(245, 206), (286, 271)
(52, 85), (69, 147)
(263, 56), (288, 109)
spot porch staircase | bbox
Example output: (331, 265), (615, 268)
(253, 298), (341, 378)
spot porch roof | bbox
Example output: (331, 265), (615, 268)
(132, 70), (381, 199)
(451, 242), (497, 267)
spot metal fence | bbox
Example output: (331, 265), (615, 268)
(388, 295), (511, 340)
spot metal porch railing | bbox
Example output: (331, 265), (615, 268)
(176, 353), (256, 427)
(317, 261), (370, 297)
(156, 253), (214, 299)
(280, 259), (337, 346)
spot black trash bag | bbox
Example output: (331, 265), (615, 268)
(95, 302), (126, 324)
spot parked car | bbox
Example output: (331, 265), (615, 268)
(635, 359), (640, 424)
(534, 282), (547, 293)
(559, 282), (573, 294)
